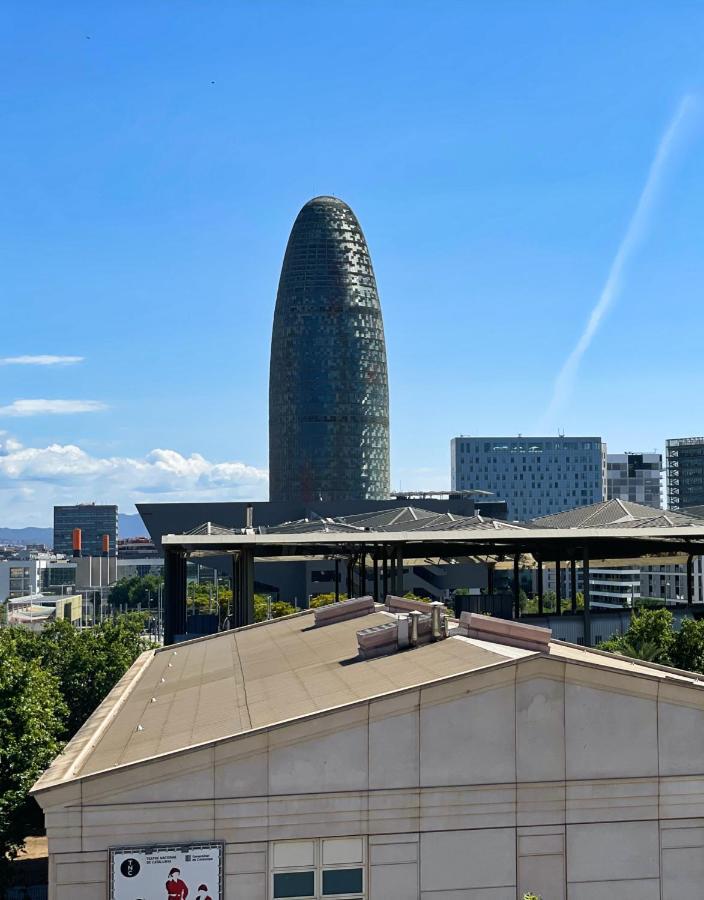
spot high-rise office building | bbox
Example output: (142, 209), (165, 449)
(269, 196), (390, 502)
(607, 453), (662, 508)
(451, 436), (607, 521)
(53, 503), (118, 557)
(666, 437), (704, 510)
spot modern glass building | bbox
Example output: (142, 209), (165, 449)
(269, 196), (390, 502)
(666, 437), (704, 509)
(53, 503), (118, 557)
(607, 453), (662, 507)
(451, 435), (607, 521)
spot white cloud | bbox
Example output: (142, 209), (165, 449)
(0, 437), (268, 526)
(0, 399), (107, 417)
(0, 355), (84, 366)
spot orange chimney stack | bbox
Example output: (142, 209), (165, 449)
(72, 528), (82, 558)
(102, 534), (110, 556)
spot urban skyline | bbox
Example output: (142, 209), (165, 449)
(3, 4), (704, 525)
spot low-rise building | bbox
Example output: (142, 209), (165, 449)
(0, 551), (77, 603)
(7, 593), (82, 631)
(33, 600), (704, 899)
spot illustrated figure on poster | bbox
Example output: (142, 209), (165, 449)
(166, 867), (189, 899)
(194, 884), (212, 900)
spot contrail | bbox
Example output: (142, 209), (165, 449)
(541, 95), (697, 427)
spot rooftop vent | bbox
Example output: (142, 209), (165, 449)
(357, 603), (449, 659)
(314, 595), (375, 627)
(458, 612), (551, 653)
(386, 594), (449, 615)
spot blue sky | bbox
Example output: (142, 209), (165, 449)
(2, 1), (704, 524)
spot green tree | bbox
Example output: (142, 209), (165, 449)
(599, 608), (675, 666)
(0, 631), (67, 888)
(560, 591), (584, 612)
(109, 575), (163, 610)
(271, 601), (297, 618)
(252, 595), (298, 622)
(542, 590), (556, 611)
(519, 590), (537, 614)
(672, 617), (704, 672)
(37, 615), (152, 736)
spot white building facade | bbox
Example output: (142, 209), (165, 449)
(34, 603), (704, 899)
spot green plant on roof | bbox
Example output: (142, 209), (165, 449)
(523, 894), (542, 900)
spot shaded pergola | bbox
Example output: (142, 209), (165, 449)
(160, 502), (704, 645)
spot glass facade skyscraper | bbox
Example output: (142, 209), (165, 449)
(269, 196), (390, 502)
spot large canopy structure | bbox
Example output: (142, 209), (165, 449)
(160, 501), (704, 646)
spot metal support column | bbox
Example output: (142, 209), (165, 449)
(571, 557), (578, 614)
(164, 549), (187, 645)
(555, 559), (562, 615)
(513, 553), (520, 619)
(373, 550), (379, 603)
(334, 559), (340, 603)
(687, 554), (694, 606)
(395, 545), (404, 595)
(487, 563), (495, 597)
(346, 558), (353, 599)
(232, 547), (254, 629)
(382, 550), (389, 601)
(537, 558), (544, 615)
(583, 547), (591, 647)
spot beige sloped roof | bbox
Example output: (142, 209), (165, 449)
(36, 610), (526, 788)
(33, 606), (704, 794)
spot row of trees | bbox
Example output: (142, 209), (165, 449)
(108, 576), (300, 622)
(0, 614), (152, 888)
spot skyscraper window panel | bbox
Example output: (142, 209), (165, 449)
(269, 197), (390, 502)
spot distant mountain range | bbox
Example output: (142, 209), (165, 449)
(0, 512), (148, 547)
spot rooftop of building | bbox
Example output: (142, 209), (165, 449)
(304, 195), (349, 208)
(530, 498), (704, 530)
(33, 599), (704, 795)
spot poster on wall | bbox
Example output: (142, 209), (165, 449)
(110, 842), (223, 900)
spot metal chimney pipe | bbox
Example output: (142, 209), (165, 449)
(409, 610), (421, 648)
(430, 601), (443, 640)
(72, 528), (82, 558)
(246, 505), (254, 529)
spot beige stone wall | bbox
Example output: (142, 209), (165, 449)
(38, 656), (704, 899)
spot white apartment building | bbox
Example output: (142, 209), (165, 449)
(34, 601), (704, 899)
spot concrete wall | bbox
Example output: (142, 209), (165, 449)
(38, 656), (704, 899)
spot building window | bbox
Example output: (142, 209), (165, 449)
(272, 838), (365, 900)
(274, 872), (316, 898)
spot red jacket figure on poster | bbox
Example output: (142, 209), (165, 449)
(165, 867), (189, 900)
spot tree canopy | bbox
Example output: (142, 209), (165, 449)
(599, 608), (704, 672)
(0, 614), (152, 882)
(0, 629), (66, 884)
(109, 574), (162, 610)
